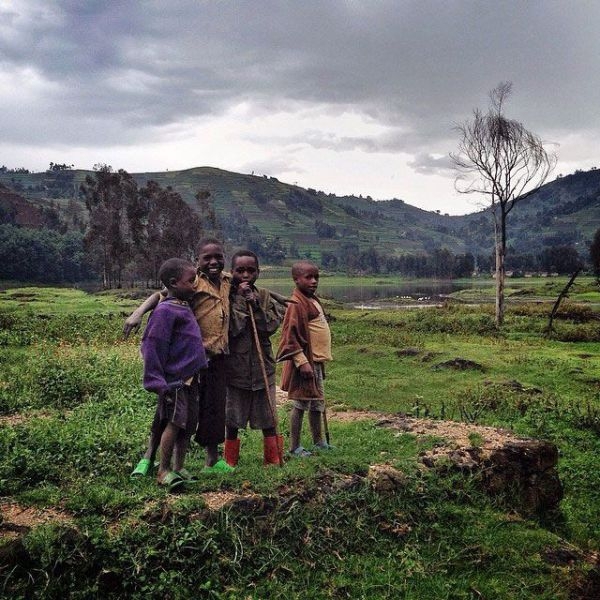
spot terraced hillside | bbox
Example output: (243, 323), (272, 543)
(1, 165), (599, 260)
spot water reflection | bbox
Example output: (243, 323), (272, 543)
(264, 280), (477, 304)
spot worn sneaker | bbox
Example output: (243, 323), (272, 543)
(312, 441), (335, 451)
(288, 446), (312, 458)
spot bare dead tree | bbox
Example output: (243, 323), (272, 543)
(451, 82), (557, 327)
(545, 268), (581, 336)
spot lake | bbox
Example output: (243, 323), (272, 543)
(260, 277), (491, 306)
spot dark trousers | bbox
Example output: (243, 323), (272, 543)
(194, 354), (226, 447)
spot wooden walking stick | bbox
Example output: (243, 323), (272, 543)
(310, 341), (330, 447)
(247, 300), (285, 467)
(322, 399), (331, 446)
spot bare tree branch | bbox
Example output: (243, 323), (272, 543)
(450, 82), (557, 327)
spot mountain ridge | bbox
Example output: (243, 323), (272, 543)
(1, 165), (599, 263)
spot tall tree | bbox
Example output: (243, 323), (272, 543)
(195, 189), (219, 233)
(80, 166), (137, 288)
(451, 82), (556, 326)
(454, 252), (475, 278)
(539, 245), (582, 275)
(0, 224), (91, 283)
(430, 248), (454, 278)
(138, 182), (203, 286)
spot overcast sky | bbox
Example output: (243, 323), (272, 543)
(1, 1), (599, 214)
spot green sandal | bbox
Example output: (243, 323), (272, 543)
(157, 471), (184, 492)
(201, 458), (235, 474)
(130, 458), (153, 478)
(174, 468), (200, 483)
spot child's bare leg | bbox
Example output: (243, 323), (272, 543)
(142, 437), (158, 462)
(290, 407), (304, 451)
(157, 422), (179, 479)
(143, 412), (163, 461)
(262, 427), (276, 438)
(205, 444), (219, 467)
(308, 410), (323, 445)
(173, 431), (191, 473)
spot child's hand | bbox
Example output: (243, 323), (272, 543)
(123, 314), (142, 338)
(237, 282), (258, 304)
(299, 362), (314, 380)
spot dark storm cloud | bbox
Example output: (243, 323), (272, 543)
(2, 1), (599, 153)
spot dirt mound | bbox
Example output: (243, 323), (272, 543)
(377, 414), (562, 514)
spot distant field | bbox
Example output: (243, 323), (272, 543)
(2, 274), (599, 307)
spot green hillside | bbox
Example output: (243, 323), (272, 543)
(1, 165), (599, 262)
(131, 166), (465, 258)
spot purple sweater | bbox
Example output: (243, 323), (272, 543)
(141, 298), (208, 396)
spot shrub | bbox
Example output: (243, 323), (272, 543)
(551, 324), (600, 342)
(1, 344), (141, 412)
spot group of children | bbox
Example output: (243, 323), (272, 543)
(124, 238), (333, 490)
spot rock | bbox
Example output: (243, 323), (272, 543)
(376, 416), (412, 431)
(484, 379), (543, 394)
(395, 347), (421, 357)
(482, 439), (563, 514)
(367, 464), (407, 493)
(375, 415), (563, 516)
(433, 357), (485, 371)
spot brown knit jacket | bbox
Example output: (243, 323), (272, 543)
(276, 288), (323, 399)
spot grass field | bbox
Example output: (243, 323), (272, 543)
(1, 282), (599, 598)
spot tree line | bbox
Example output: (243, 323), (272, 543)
(1, 161), (599, 286)
(0, 225), (91, 283)
(0, 165), (211, 287)
(80, 166), (209, 288)
(319, 243), (588, 278)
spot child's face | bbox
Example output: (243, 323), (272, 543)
(197, 243), (225, 282)
(231, 255), (259, 287)
(294, 266), (319, 297)
(171, 266), (198, 301)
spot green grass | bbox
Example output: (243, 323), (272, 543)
(1, 286), (599, 598)
(0, 286), (139, 314)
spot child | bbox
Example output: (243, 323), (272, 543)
(224, 250), (288, 467)
(138, 258), (208, 490)
(126, 238), (234, 474)
(277, 261), (333, 457)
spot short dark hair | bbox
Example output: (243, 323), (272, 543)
(197, 237), (224, 255)
(231, 249), (260, 269)
(158, 258), (194, 288)
(291, 260), (318, 278)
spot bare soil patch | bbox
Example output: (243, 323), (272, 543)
(275, 386), (524, 453)
(1, 501), (74, 540)
(202, 491), (258, 511)
(0, 410), (60, 427)
(377, 415), (520, 457)
(329, 409), (377, 422)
